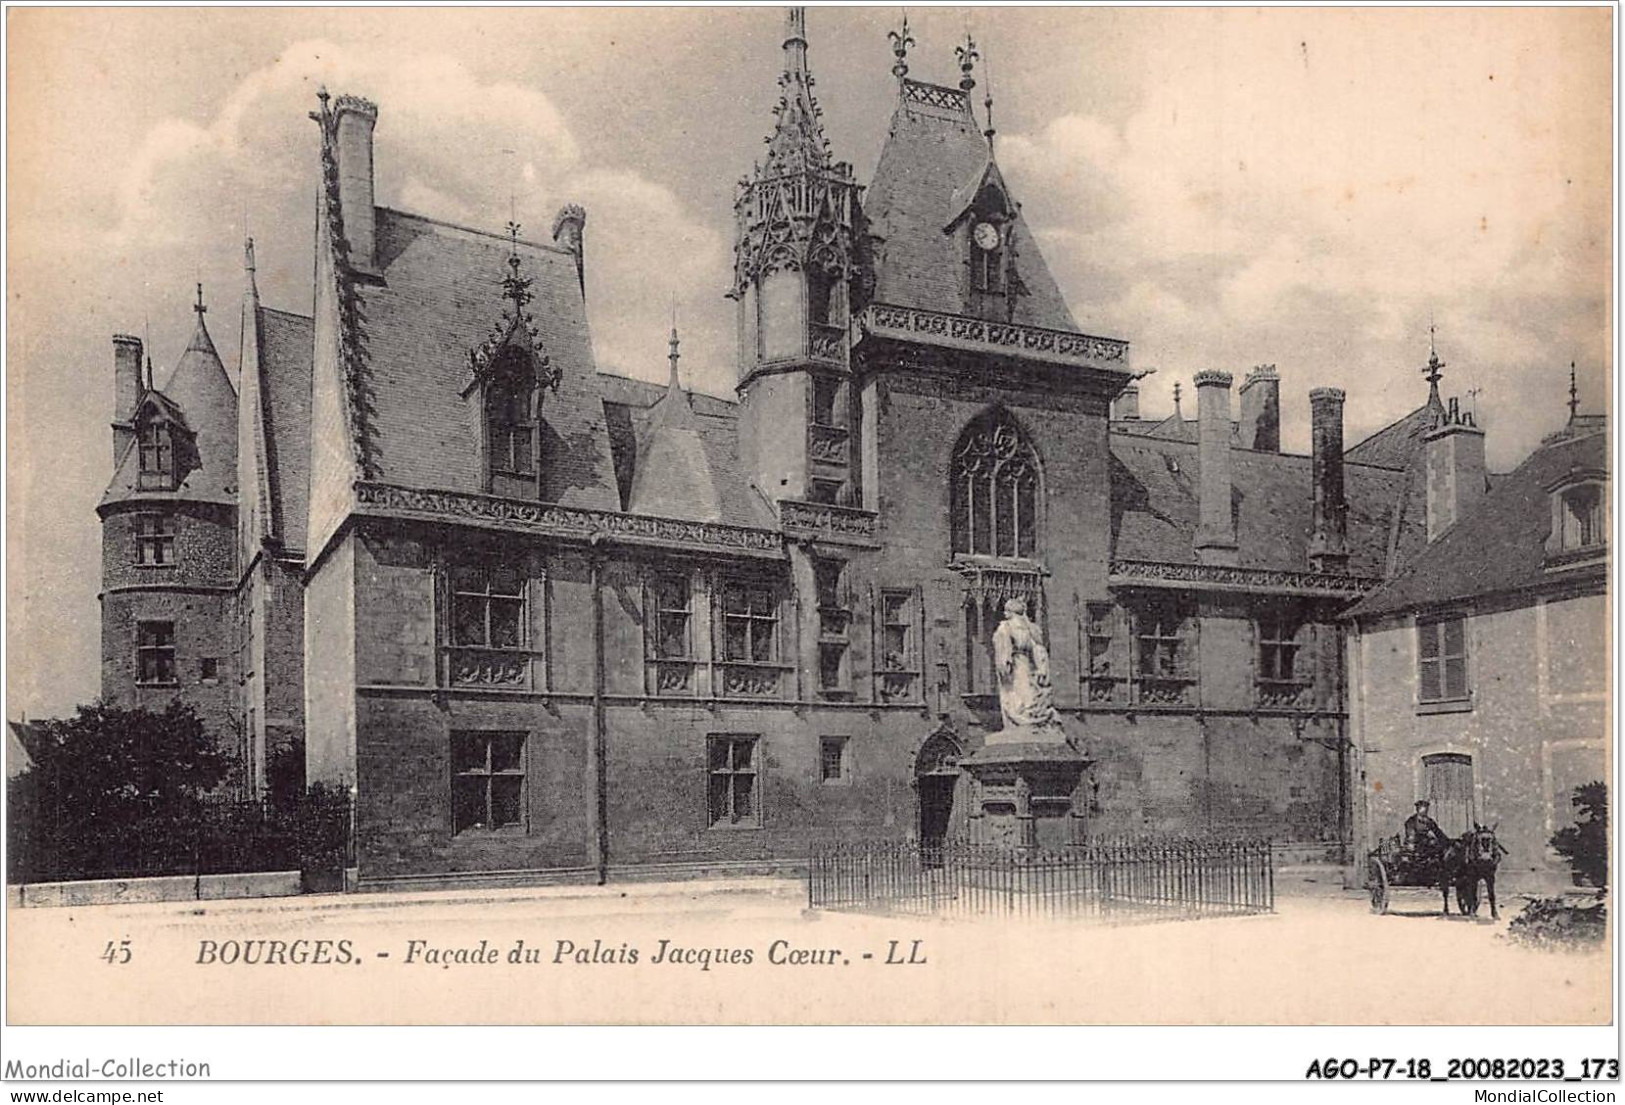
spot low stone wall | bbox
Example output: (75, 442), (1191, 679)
(6, 871), (302, 908)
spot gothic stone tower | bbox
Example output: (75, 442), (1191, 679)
(730, 7), (863, 509)
(99, 290), (241, 779)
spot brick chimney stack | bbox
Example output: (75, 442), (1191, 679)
(552, 204), (587, 294)
(1238, 364), (1280, 452)
(1423, 397), (1487, 542)
(112, 334), (143, 465)
(1194, 370), (1238, 565)
(333, 95), (378, 273)
(1308, 387), (1349, 573)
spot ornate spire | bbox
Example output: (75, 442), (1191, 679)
(1173, 381), (1183, 419)
(1423, 319), (1445, 406)
(888, 11), (914, 82)
(760, 6), (829, 177)
(193, 282), (207, 317)
(955, 30), (979, 93)
(1569, 361), (1580, 424)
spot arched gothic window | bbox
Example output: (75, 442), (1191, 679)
(950, 411), (1039, 559)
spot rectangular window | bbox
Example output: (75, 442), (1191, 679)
(1256, 611), (1309, 708)
(650, 574), (691, 660)
(814, 559), (849, 694)
(1134, 595), (1194, 705)
(1083, 602), (1122, 704)
(880, 590), (915, 672)
(819, 736), (849, 783)
(450, 564), (526, 650)
(707, 735), (761, 827)
(136, 621), (176, 685)
(137, 423), (174, 490)
(134, 513), (176, 566)
(721, 582), (779, 664)
(1417, 614), (1469, 704)
(647, 572), (694, 696)
(452, 731), (526, 833)
(199, 657), (219, 684)
(812, 375), (843, 428)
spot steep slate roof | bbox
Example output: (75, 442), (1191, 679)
(1344, 426), (1607, 619)
(258, 307), (314, 551)
(597, 372), (772, 529)
(1109, 434), (1419, 577)
(864, 79), (1080, 333)
(102, 313), (238, 509)
(1344, 391), (1446, 469)
(355, 208), (619, 510)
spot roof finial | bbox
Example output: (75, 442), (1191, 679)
(1568, 361), (1580, 424)
(501, 219), (534, 312)
(1423, 316), (1445, 404)
(955, 27), (979, 93)
(888, 10), (914, 82)
(1173, 381), (1183, 419)
(982, 50), (996, 149)
(194, 282), (207, 317)
(668, 301), (682, 393)
(244, 238), (256, 274)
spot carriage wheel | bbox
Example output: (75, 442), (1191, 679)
(1368, 858), (1390, 914)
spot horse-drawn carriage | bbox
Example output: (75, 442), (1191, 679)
(1367, 825), (1506, 918)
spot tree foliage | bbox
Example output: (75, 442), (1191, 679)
(8, 702), (231, 881)
(1550, 780), (1607, 889)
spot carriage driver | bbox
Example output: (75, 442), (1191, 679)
(1403, 800), (1449, 859)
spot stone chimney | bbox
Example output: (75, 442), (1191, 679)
(1112, 383), (1140, 421)
(1423, 397), (1487, 542)
(552, 204), (587, 294)
(112, 334), (143, 465)
(1238, 364), (1280, 452)
(1194, 371), (1238, 565)
(333, 95), (378, 273)
(1308, 387), (1348, 573)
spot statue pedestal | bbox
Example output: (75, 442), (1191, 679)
(959, 734), (1092, 852)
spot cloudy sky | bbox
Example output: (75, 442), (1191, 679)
(5, 6), (1612, 719)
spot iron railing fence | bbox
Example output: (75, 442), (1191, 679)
(7, 789), (354, 887)
(808, 837), (1274, 922)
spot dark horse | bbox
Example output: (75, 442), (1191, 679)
(1440, 825), (1509, 919)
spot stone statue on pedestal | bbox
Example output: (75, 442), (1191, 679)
(990, 598), (1062, 740)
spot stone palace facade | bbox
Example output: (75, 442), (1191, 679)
(98, 9), (1578, 890)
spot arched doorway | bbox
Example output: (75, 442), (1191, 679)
(914, 729), (964, 853)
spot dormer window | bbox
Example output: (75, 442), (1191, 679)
(138, 422), (174, 490)
(1545, 466), (1608, 567)
(480, 345), (541, 498)
(971, 220), (1005, 295)
(1560, 484), (1603, 549)
(487, 374), (535, 479)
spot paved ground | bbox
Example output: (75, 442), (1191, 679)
(5, 868), (1610, 1025)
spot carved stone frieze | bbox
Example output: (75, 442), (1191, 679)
(858, 304), (1130, 371)
(355, 481), (785, 557)
(1110, 559), (1379, 597)
(778, 499), (879, 547)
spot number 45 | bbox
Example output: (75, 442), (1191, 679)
(100, 939), (132, 965)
